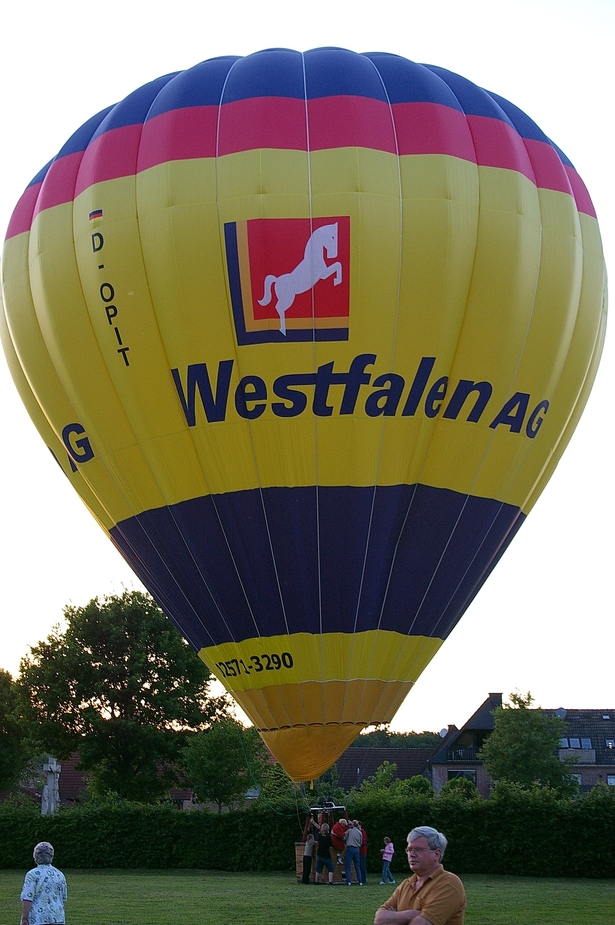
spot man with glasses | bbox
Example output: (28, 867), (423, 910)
(374, 826), (466, 925)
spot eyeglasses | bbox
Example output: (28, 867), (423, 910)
(406, 846), (432, 854)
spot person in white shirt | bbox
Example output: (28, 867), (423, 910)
(20, 842), (67, 925)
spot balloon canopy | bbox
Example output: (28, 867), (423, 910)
(1, 48), (606, 781)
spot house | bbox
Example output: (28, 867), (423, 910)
(428, 693), (615, 797)
(549, 707), (615, 793)
(429, 692), (502, 797)
(335, 747), (434, 791)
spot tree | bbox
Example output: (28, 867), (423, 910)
(18, 591), (228, 801)
(260, 761), (303, 806)
(0, 669), (28, 793)
(478, 691), (578, 795)
(354, 728), (441, 748)
(358, 759), (398, 792)
(309, 764), (347, 805)
(439, 776), (480, 800)
(395, 774), (435, 797)
(181, 717), (266, 812)
(357, 762), (434, 798)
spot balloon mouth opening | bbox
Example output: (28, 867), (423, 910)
(259, 723), (367, 782)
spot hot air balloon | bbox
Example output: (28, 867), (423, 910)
(1, 48), (606, 781)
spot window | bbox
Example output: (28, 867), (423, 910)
(606, 739), (615, 750)
(581, 738), (592, 749)
(569, 737), (580, 748)
(607, 775), (615, 787)
(570, 774), (582, 785)
(447, 769), (476, 784)
(559, 737), (568, 748)
(602, 714), (611, 721)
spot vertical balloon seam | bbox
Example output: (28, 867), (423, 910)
(402, 78), (544, 637)
(2, 261), (187, 639)
(416, 209), (540, 636)
(345, 51), (406, 730)
(301, 48), (337, 728)
(435, 112), (585, 537)
(419, 96), (596, 638)
(57, 105), (153, 509)
(365, 71), (536, 693)
(235, 55), (310, 671)
(346, 57), (455, 726)
(308, 60), (459, 723)
(17, 139), (143, 541)
(126, 68), (254, 649)
(210, 64), (290, 645)
(213, 54), (297, 732)
(368, 66), (482, 678)
(3, 140), (93, 458)
(301, 50), (328, 730)
(439, 118), (566, 554)
(519, 206), (607, 513)
(393, 67), (483, 642)
(161, 56), (277, 649)
(0, 279), (83, 504)
(61, 79), (237, 651)
(69, 81), (234, 650)
(254, 52), (305, 640)
(518, 271), (606, 514)
(369, 62), (480, 703)
(469, 91), (600, 519)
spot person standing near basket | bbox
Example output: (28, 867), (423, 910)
(315, 823), (334, 884)
(302, 832), (317, 884)
(344, 819), (363, 885)
(20, 842), (67, 925)
(359, 821), (369, 885)
(331, 816), (348, 865)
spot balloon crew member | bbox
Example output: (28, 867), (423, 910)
(331, 816), (348, 865)
(315, 823), (334, 885)
(302, 832), (317, 884)
(344, 819), (363, 885)
(359, 820), (368, 885)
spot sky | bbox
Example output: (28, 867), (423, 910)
(0, 0), (612, 735)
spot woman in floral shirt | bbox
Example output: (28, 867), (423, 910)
(20, 842), (67, 925)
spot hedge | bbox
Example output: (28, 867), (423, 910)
(1, 785), (614, 877)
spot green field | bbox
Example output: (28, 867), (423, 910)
(1, 869), (613, 924)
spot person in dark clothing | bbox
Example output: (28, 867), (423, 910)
(315, 823), (334, 884)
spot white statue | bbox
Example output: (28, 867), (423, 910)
(41, 757), (61, 815)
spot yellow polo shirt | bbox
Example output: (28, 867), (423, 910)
(379, 864), (466, 925)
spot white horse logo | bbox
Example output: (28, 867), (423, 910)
(258, 222), (342, 335)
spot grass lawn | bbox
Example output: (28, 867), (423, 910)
(0, 869), (613, 924)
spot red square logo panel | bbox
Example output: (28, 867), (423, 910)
(225, 216), (350, 344)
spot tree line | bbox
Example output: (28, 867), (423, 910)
(0, 590), (594, 810)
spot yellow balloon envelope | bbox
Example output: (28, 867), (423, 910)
(1, 49), (607, 780)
